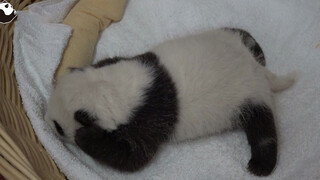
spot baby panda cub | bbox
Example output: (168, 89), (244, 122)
(46, 29), (296, 176)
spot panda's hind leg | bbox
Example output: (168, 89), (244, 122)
(237, 101), (277, 176)
(223, 28), (265, 66)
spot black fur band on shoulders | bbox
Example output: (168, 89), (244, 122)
(76, 52), (179, 172)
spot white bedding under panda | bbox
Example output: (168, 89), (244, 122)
(14, 0), (320, 179)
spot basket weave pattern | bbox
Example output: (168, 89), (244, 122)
(0, 0), (66, 179)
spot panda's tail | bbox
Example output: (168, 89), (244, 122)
(264, 69), (298, 93)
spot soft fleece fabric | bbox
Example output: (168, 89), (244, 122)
(14, 0), (320, 180)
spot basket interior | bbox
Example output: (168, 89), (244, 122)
(0, 0), (66, 179)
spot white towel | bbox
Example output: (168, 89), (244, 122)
(14, 0), (320, 179)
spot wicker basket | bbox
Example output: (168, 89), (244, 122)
(0, 0), (66, 179)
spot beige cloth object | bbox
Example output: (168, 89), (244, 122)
(54, 0), (126, 81)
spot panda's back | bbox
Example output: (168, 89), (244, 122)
(152, 30), (270, 141)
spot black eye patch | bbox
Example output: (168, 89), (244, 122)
(53, 120), (64, 136)
(74, 110), (96, 126)
(5, 4), (8, 8)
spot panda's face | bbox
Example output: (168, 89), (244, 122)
(0, 1), (15, 16)
(45, 67), (129, 144)
(46, 59), (153, 144)
(45, 89), (81, 144)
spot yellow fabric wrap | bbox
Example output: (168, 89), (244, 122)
(54, 0), (126, 81)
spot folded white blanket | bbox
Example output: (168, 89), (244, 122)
(14, 0), (320, 179)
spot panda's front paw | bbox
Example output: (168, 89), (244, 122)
(75, 125), (154, 172)
(75, 126), (106, 156)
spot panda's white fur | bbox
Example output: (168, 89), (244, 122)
(154, 30), (277, 141)
(46, 29), (296, 175)
(47, 29), (294, 143)
(46, 60), (154, 143)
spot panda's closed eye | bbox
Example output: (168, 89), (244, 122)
(53, 120), (64, 136)
(5, 4), (8, 8)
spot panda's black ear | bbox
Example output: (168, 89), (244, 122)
(74, 110), (96, 126)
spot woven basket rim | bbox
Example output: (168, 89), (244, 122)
(0, 0), (66, 179)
